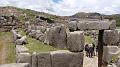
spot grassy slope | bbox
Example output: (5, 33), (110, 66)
(0, 32), (16, 64)
(18, 29), (59, 53)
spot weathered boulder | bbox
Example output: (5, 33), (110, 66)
(51, 50), (84, 67)
(68, 21), (77, 31)
(45, 25), (67, 49)
(0, 63), (30, 67)
(31, 52), (37, 67)
(103, 30), (119, 45)
(77, 20), (116, 30)
(17, 53), (31, 65)
(36, 26), (46, 33)
(15, 36), (28, 45)
(16, 45), (29, 53)
(38, 34), (46, 42)
(103, 46), (120, 63)
(67, 31), (84, 51)
(37, 52), (51, 67)
(44, 28), (52, 44)
(11, 30), (22, 40)
(29, 30), (36, 38)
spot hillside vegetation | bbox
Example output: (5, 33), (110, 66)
(0, 6), (120, 26)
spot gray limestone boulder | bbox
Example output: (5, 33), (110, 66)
(103, 30), (119, 45)
(29, 30), (36, 38)
(45, 25), (67, 49)
(36, 26), (46, 33)
(15, 36), (28, 45)
(51, 50), (84, 67)
(16, 45), (29, 53)
(103, 46), (120, 63)
(68, 21), (77, 31)
(37, 52), (51, 67)
(17, 53), (31, 65)
(77, 20), (116, 30)
(67, 31), (84, 51)
(31, 52), (37, 67)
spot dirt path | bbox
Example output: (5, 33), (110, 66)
(1, 42), (8, 64)
(0, 32), (15, 64)
(83, 51), (98, 67)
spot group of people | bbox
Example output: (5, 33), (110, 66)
(85, 43), (98, 58)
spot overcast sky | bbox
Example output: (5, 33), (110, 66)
(0, 0), (120, 16)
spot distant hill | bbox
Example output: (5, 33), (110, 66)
(71, 12), (120, 26)
(0, 6), (65, 23)
(0, 6), (120, 26)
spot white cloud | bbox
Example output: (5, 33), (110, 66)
(0, 0), (120, 16)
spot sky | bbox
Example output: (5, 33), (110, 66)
(0, 0), (120, 16)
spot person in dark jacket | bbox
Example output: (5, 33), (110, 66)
(85, 44), (89, 57)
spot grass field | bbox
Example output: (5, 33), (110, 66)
(0, 32), (16, 64)
(18, 29), (59, 53)
(85, 35), (93, 44)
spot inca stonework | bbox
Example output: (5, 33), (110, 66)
(0, 14), (120, 67)
(0, 15), (21, 32)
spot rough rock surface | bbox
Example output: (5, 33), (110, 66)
(103, 30), (119, 45)
(68, 21), (77, 31)
(51, 50), (84, 67)
(16, 45), (29, 53)
(103, 46), (120, 63)
(37, 52), (51, 67)
(77, 20), (116, 30)
(67, 31), (84, 51)
(17, 53), (31, 64)
(45, 25), (67, 49)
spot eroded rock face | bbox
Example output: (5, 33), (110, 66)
(67, 31), (84, 52)
(103, 46), (120, 63)
(37, 52), (51, 67)
(68, 21), (77, 31)
(45, 25), (67, 49)
(15, 36), (28, 45)
(31, 53), (37, 67)
(16, 45), (29, 53)
(76, 20), (116, 30)
(51, 50), (84, 67)
(103, 30), (119, 46)
(17, 53), (31, 65)
(0, 63), (30, 67)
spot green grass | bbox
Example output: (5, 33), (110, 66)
(0, 32), (16, 64)
(18, 28), (59, 53)
(85, 35), (93, 44)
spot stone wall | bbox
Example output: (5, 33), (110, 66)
(0, 15), (20, 32)
(102, 30), (120, 67)
(11, 28), (84, 67)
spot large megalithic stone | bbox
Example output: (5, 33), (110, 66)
(51, 50), (84, 67)
(68, 21), (77, 31)
(31, 52), (37, 67)
(16, 45), (29, 53)
(103, 30), (119, 46)
(67, 31), (84, 52)
(77, 20), (116, 30)
(16, 53), (31, 66)
(44, 25), (67, 49)
(37, 52), (51, 67)
(102, 46), (120, 63)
